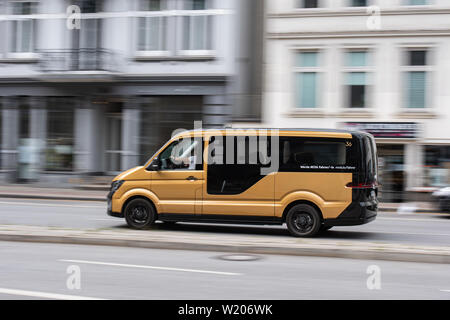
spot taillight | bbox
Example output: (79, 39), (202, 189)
(346, 182), (378, 189)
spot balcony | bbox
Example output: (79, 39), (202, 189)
(38, 48), (119, 81)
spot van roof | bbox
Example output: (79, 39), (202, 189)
(175, 128), (371, 139)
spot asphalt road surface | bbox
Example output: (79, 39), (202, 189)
(0, 241), (449, 300)
(0, 198), (449, 247)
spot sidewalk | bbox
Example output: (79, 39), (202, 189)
(0, 185), (107, 201)
(0, 184), (441, 212)
(0, 224), (449, 264)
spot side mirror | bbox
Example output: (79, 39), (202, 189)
(148, 158), (161, 171)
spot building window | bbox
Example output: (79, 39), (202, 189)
(134, 0), (216, 58)
(139, 0), (162, 11)
(403, 49), (429, 109)
(9, 1), (37, 54)
(179, 0), (213, 54)
(347, 72), (367, 108)
(344, 50), (371, 109)
(139, 96), (204, 164)
(294, 51), (320, 109)
(298, 0), (319, 8)
(424, 146), (450, 187)
(406, 0), (428, 5)
(350, 0), (368, 6)
(137, 0), (168, 54)
(79, 0), (102, 13)
(46, 98), (74, 171)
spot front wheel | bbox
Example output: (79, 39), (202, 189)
(124, 198), (156, 229)
(286, 204), (322, 237)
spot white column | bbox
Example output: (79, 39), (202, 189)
(1, 97), (19, 180)
(74, 98), (96, 173)
(121, 98), (141, 170)
(405, 143), (424, 191)
(29, 97), (47, 178)
(326, 46), (339, 112)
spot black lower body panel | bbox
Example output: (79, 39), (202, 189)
(159, 214), (283, 226)
(324, 201), (377, 227)
(107, 210), (124, 218)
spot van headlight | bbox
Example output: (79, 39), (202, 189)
(110, 180), (125, 194)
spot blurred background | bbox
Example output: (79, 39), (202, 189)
(0, 0), (448, 205)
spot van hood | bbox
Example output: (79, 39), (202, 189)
(113, 166), (144, 181)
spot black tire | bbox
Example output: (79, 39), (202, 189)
(124, 198), (156, 229)
(286, 204), (322, 237)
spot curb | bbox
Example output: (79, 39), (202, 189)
(0, 194), (106, 202)
(0, 233), (449, 264)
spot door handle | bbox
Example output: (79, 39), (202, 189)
(186, 176), (198, 181)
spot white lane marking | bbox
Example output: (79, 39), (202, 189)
(0, 201), (104, 209)
(441, 290), (450, 293)
(0, 288), (105, 300)
(59, 259), (242, 276)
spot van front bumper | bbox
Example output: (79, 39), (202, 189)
(107, 197), (124, 218)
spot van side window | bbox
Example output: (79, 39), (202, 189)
(159, 138), (203, 171)
(280, 137), (357, 172)
(207, 136), (271, 195)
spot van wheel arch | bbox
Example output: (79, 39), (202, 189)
(122, 195), (158, 218)
(282, 200), (323, 223)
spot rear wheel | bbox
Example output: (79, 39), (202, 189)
(124, 198), (156, 229)
(286, 204), (322, 237)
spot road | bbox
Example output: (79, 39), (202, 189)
(0, 198), (449, 300)
(0, 241), (449, 300)
(0, 198), (449, 247)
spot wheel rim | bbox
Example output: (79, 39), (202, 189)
(292, 212), (314, 233)
(129, 205), (149, 226)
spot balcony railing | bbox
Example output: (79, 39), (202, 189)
(39, 48), (117, 73)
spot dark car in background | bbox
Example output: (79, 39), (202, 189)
(432, 187), (450, 212)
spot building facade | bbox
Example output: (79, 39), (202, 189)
(263, 0), (450, 201)
(0, 0), (263, 185)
